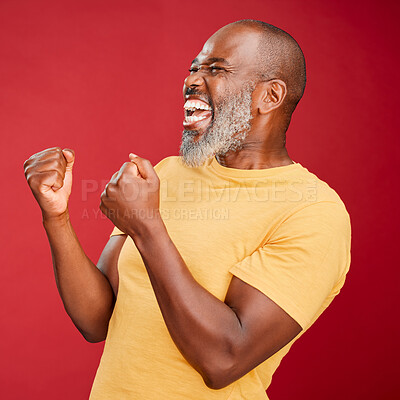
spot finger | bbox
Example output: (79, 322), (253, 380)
(129, 153), (139, 163)
(129, 153), (143, 178)
(128, 154), (141, 177)
(62, 148), (75, 171)
(117, 162), (142, 182)
(28, 170), (64, 192)
(30, 147), (65, 161)
(128, 154), (158, 182)
(24, 147), (65, 169)
(24, 157), (67, 179)
(109, 171), (119, 183)
(102, 172), (119, 191)
(42, 170), (64, 191)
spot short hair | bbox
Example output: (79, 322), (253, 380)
(231, 20), (307, 118)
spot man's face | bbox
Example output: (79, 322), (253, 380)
(179, 26), (262, 167)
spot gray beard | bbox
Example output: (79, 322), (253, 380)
(179, 83), (255, 168)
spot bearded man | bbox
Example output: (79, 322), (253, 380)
(24, 20), (351, 399)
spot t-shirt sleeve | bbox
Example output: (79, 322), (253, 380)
(110, 226), (127, 237)
(229, 201), (351, 329)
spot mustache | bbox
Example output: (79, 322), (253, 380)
(184, 87), (213, 108)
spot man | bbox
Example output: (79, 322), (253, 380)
(24, 20), (351, 399)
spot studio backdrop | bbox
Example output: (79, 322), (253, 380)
(0, 0), (398, 399)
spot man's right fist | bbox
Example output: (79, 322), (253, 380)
(24, 147), (75, 220)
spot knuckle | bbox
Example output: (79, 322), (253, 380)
(26, 175), (34, 186)
(27, 174), (39, 188)
(42, 147), (61, 157)
(24, 164), (31, 176)
(105, 183), (113, 196)
(109, 173), (118, 185)
(53, 158), (65, 170)
(50, 169), (59, 178)
(23, 159), (31, 169)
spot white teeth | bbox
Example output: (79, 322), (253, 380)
(184, 100), (211, 111)
(184, 114), (208, 123)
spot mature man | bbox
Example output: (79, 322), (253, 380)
(24, 20), (351, 399)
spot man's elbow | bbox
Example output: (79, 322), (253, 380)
(83, 334), (106, 343)
(200, 357), (239, 390)
(203, 375), (232, 390)
(78, 327), (107, 343)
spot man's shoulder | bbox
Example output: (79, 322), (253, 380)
(154, 155), (180, 170)
(154, 155), (208, 178)
(293, 164), (347, 208)
(281, 164), (350, 235)
(154, 156), (183, 176)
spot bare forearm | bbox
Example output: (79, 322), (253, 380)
(43, 212), (115, 342)
(131, 217), (244, 386)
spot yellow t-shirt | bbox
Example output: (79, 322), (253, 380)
(89, 156), (351, 400)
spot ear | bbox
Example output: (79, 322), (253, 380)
(254, 79), (287, 115)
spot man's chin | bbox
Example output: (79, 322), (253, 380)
(182, 129), (205, 144)
(179, 131), (213, 168)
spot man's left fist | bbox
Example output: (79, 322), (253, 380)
(100, 154), (160, 237)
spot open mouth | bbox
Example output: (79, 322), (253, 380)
(183, 99), (213, 130)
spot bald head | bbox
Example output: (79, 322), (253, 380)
(225, 20), (306, 117)
(181, 20), (307, 164)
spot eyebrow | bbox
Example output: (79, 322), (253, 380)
(191, 57), (230, 66)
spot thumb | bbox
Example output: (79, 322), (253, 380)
(129, 153), (157, 183)
(128, 153), (141, 177)
(61, 148), (74, 192)
(62, 148), (75, 171)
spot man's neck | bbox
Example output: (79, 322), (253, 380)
(215, 146), (293, 170)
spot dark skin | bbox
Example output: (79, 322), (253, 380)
(186, 24), (293, 170)
(24, 24), (302, 389)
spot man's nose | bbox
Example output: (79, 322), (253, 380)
(184, 71), (204, 89)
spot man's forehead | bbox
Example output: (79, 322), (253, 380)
(193, 27), (262, 66)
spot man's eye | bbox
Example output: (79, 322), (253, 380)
(210, 66), (225, 75)
(188, 66), (224, 74)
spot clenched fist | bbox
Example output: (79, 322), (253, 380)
(100, 154), (161, 237)
(24, 147), (75, 220)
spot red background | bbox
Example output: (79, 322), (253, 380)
(1, 0), (399, 399)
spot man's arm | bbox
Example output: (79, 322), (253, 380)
(43, 217), (125, 342)
(134, 219), (302, 389)
(100, 155), (302, 389)
(24, 147), (124, 343)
